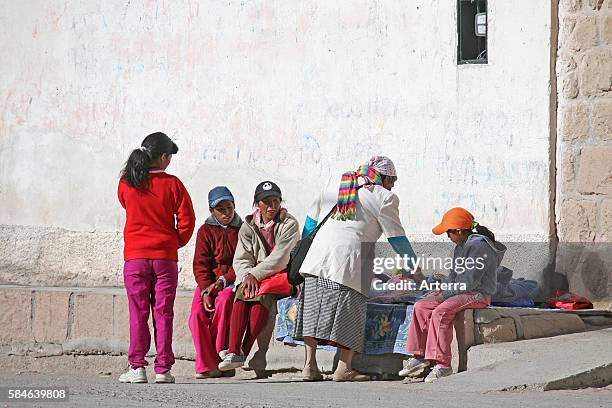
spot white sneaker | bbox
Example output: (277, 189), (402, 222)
(219, 349), (245, 360)
(218, 353), (246, 371)
(398, 358), (431, 377)
(155, 371), (175, 383)
(424, 366), (452, 383)
(118, 367), (148, 383)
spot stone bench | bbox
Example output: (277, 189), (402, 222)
(455, 306), (612, 371)
(353, 306), (611, 376)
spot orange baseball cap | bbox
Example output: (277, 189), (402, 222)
(432, 207), (475, 235)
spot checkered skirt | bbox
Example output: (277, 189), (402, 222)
(293, 275), (367, 352)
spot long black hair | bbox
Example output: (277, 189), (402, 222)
(473, 224), (495, 242)
(120, 132), (178, 189)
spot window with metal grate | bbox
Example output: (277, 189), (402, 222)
(457, 0), (488, 64)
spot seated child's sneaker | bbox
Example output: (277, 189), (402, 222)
(218, 353), (246, 371)
(118, 367), (148, 383)
(424, 366), (452, 383)
(155, 371), (175, 383)
(220, 348), (246, 361)
(398, 357), (431, 377)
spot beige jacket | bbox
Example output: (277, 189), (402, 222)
(233, 209), (300, 286)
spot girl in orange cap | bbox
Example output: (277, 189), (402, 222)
(400, 207), (506, 383)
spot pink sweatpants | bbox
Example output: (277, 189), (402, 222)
(123, 259), (178, 374)
(188, 287), (234, 373)
(406, 292), (490, 366)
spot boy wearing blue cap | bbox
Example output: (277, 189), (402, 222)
(188, 186), (242, 378)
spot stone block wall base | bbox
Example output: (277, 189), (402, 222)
(5, 286), (606, 377)
(0, 285), (335, 375)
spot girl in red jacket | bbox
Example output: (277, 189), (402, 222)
(117, 132), (196, 384)
(188, 186), (242, 378)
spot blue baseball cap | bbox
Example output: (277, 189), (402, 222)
(208, 186), (235, 208)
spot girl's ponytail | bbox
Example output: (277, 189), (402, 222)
(121, 148), (151, 189)
(474, 224), (496, 242)
(120, 132), (178, 190)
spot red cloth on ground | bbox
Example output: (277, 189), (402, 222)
(118, 170), (196, 261)
(547, 290), (593, 310)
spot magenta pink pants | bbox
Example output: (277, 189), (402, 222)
(406, 292), (490, 366)
(123, 259), (178, 374)
(188, 287), (234, 373)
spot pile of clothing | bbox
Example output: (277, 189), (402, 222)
(491, 266), (539, 307)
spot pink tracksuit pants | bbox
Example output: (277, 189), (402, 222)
(123, 259), (178, 374)
(188, 287), (234, 373)
(406, 292), (490, 366)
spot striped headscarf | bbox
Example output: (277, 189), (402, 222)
(331, 164), (382, 221)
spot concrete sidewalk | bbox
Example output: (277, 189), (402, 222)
(1, 372), (611, 408)
(420, 328), (612, 392)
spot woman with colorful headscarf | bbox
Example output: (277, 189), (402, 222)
(293, 156), (420, 382)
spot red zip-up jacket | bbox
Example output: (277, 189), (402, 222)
(192, 214), (242, 291)
(118, 169), (196, 261)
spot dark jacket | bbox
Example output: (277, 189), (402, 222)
(192, 214), (242, 291)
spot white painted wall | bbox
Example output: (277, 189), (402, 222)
(1, 1), (552, 241)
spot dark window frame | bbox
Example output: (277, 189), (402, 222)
(457, 0), (488, 65)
